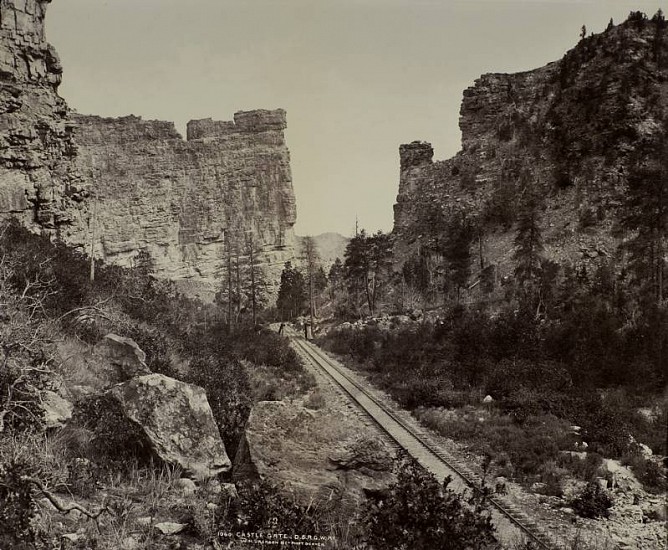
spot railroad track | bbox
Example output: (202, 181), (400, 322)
(288, 329), (560, 550)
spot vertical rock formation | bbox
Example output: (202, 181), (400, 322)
(66, 110), (297, 300)
(0, 0), (299, 300)
(393, 14), (667, 280)
(0, 0), (81, 229)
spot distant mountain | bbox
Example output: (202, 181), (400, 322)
(297, 232), (350, 269)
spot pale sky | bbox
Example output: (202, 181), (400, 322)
(47, 1), (664, 237)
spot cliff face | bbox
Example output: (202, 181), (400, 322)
(0, 0), (82, 229)
(0, 0), (298, 300)
(393, 15), (667, 281)
(65, 110), (297, 300)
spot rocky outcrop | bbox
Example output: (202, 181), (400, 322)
(0, 0), (82, 230)
(40, 389), (72, 429)
(108, 374), (231, 480)
(393, 15), (667, 282)
(93, 333), (151, 381)
(233, 400), (394, 511)
(61, 110), (297, 301)
(0, 0), (298, 300)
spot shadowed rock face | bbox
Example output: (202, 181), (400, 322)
(0, 0), (298, 300)
(393, 16), (668, 278)
(0, 0), (81, 230)
(93, 333), (151, 382)
(108, 374), (231, 480)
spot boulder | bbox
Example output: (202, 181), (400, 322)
(40, 390), (73, 429)
(233, 400), (395, 511)
(637, 443), (653, 459)
(482, 394), (493, 403)
(108, 374), (230, 479)
(94, 334), (151, 382)
(174, 477), (197, 496)
(155, 522), (187, 535)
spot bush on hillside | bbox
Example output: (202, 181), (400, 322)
(571, 480), (613, 519)
(187, 355), (253, 454)
(621, 452), (667, 494)
(0, 460), (38, 547)
(72, 394), (154, 468)
(365, 456), (495, 550)
(216, 480), (326, 537)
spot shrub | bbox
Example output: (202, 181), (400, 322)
(558, 452), (603, 482)
(72, 394), (153, 468)
(571, 481), (613, 519)
(128, 324), (177, 377)
(0, 460), (38, 547)
(228, 325), (302, 372)
(217, 480), (326, 537)
(537, 461), (565, 497)
(576, 397), (632, 457)
(365, 456), (495, 550)
(304, 389), (326, 410)
(186, 355), (253, 454)
(0, 359), (46, 435)
(621, 452), (667, 494)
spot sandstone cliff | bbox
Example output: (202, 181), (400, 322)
(0, 0), (82, 229)
(393, 14), (667, 285)
(0, 0), (298, 300)
(65, 110), (297, 300)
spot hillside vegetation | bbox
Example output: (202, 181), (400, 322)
(0, 220), (318, 548)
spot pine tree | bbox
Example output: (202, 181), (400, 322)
(328, 258), (344, 299)
(513, 188), (544, 292)
(301, 236), (321, 329)
(243, 231), (268, 325)
(343, 230), (393, 316)
(619, 129), (667, 305)
(276, 262), (307, 321)
(443, 212), (474, 301)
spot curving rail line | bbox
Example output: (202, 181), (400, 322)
(288, 329), (560, 550)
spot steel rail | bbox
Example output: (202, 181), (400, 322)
(288, 330), (557, 550)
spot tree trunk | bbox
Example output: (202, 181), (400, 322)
(227, 249), (233, 326)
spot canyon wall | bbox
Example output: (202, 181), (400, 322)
(393, 15), (667, 284)
(0, 0), (82, 230)
(0, 0), (298, 301)
(66, 110), (297, 300)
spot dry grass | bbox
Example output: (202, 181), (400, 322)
(304, 388), (327, 410)
(0, 430), (214, 549)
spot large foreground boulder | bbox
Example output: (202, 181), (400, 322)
(233, 400), (394, 510)
(108, 374), (230, 479)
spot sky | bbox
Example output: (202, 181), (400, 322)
(47, 1), (664, 237)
